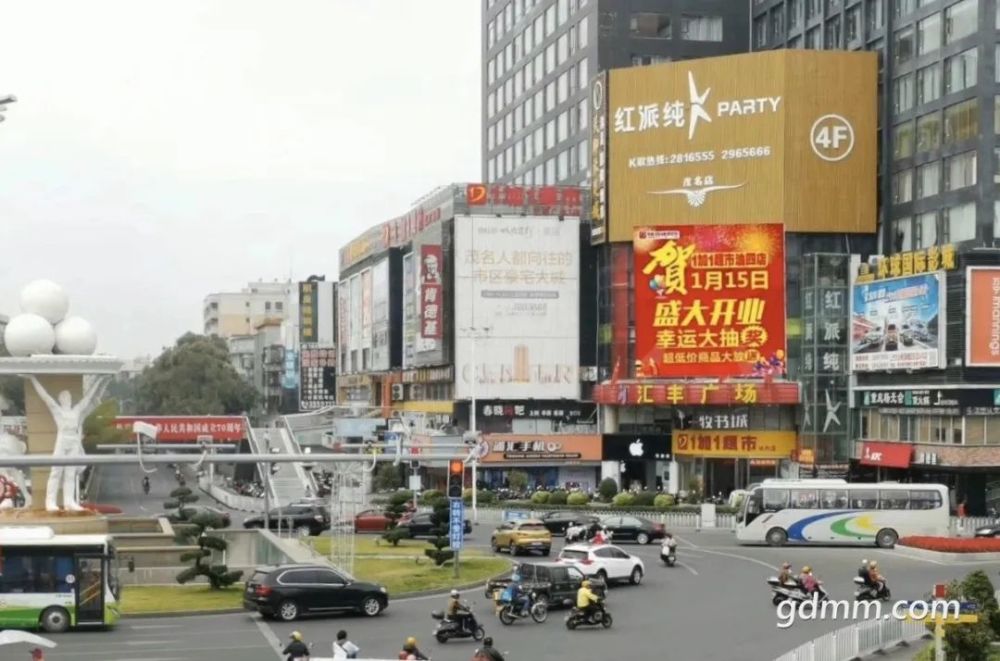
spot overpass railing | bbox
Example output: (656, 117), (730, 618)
(773, 618), (928, 661)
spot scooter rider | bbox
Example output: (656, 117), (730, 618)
(868, 560), (886, 593)
(508, 573), (530, 616)
(142, 475), (150, 495)
(662, 532), (677, 554)
(799, 566), (819, 594)
(777, 562), (793, 585)
(576, 579), (602, 622)
(475, 636), (505, 661)
(447, 588), (473, 633)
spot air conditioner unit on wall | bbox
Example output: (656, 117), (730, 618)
(391, 383), (404, 401)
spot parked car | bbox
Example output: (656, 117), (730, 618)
(558, 543), (645, 585)
(484, 561), (605, 607)
(538, 511), (600, 535)
(243, 564), (388, 621)
(243, 504), (330, 536)
(160, 505), (233, 528)
(394, 511), (472, 538)
(491, 519), (552, 556)
(598, 515), (666, 544)
(354, 509), (392, 533)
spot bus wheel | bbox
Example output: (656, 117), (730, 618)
(40, 606), (71, 633)
(765, 528), (788, 547)
(875, 529), (898, 549)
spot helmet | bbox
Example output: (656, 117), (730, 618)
(405, 636), (417, 646)
(484, 637), (494, 646)
(450, 589), (460, 597)
(802, 566), (811, 573)
(869, 560), (878, 568)
(581, 579), (591, 588)
(290, 631), (302, 641)
(782, 562), (791, 569)
(861, 558), (868, 565)
(512, 573), (521, 582)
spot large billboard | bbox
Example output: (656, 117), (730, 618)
(601, 50), (877, 242)
(299, 346), (337, 411)
(337, 280), (350, 371)
(850, 273), (945, 372)
(402, 252), (417, 368)
(360, 268), (373, 350)
(419, 244), (444, 339)
(966, 267), (1000, 367)
(454, 215), (580, 400)
(349, 274), (362, 360)
(371, 258), (390, 371)
(633, 224), (787, 378)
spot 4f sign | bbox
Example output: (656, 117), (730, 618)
(811, 114), (854, 162)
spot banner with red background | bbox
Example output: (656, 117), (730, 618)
(633, 224), (786, 378)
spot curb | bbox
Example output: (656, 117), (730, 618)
(121, 564), (515, 619)
(895, 544), (1000, 563)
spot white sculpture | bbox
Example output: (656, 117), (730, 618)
(3, 314), (56, 357)
(54, 316), (97, 355)
(20, 279), (69, 325)
(24, 374), (110, 512)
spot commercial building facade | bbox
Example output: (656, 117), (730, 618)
(203, 280), (293, 338)
(482, 0), (748, 186)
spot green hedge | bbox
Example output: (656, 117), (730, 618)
(474, 500), (738, 515)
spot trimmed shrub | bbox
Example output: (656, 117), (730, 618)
(462, 488), (497, 505)
(653, 494), (675, 510)
(388, 491), (413, 507)
(567, 492), (590, 506)
(530, 491), (550, 505)
(632, 491), (656, 507)
(612, 492), (635, 507)
(598, 478), (618, 502)
(420, 489), (444, 505)
(548, 490), (568, 505)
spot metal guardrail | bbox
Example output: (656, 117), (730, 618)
(773, 618), (927, 661)
(469, 506), (735, 530)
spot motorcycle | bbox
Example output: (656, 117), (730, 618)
(565, 523), (589, 543)
(565, 601), (612, 630)
(853, 576), (891, 601)
(495, 590), (547, 625)
(660, 540), (676, 567)
(432, 608), (486, 643)
(766, 577), (829, 607)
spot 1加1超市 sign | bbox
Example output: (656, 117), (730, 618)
(633, 224), (787, 378)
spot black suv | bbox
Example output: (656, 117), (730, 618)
(243, 564), (388, 621)
(243, 505), (330, 536)
(539, 511), (600, 535)
(396, 511), (472, 538)
(484, 561), (605, 608)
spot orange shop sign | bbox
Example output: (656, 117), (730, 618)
(480, 434), (601, 463)
(591, 380), (800, 406)
(633, 224), (787, 379)
(672, 430), (797, 459)
(966, 267), (1000, 367)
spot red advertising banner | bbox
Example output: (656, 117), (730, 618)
(465, 184), (583, 217)
(419, 244), (443, 339)
(859, 441), (912, 468)
(633, 224), (786, 378)
(114, 416), (246, 442)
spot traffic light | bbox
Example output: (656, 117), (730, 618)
(448, 460), (464, 498)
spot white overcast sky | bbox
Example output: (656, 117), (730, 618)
(0, 0), (480, 358)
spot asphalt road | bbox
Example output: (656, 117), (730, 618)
(36, 526), (1000, 661)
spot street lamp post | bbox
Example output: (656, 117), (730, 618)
(464, 326), (491, 525)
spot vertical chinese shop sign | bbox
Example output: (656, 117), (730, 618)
(633, 224), (787, 378)
(420, 244), (443, 339)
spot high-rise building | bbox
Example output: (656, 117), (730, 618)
(482, 0), (749, 186)
(202, 280), (293, 338)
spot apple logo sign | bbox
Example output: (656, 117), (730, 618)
(629, 439), (644, 458)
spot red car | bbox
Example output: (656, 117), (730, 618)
(354, 509), (392, 533)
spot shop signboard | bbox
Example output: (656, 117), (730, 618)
(859, 442), (912, 469)
(672, 430), (796, 459)
(478, 401), (595, 420)
(591, 380), (800, 406)
(966, 267), (1000, 367)
(602, 433), (671, 461)
(454, 215), (580, 400)
(856, 388), (1000, 416)
(419, 245), (444, 339)
(479, 434), (601, 463)
(850, 272), (945, 372)
(299, 346), (337, 411)
(633, 224), (787, 378)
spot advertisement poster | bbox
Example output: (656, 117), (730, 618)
(966, 267), (1000, 367)
(360, 268), (373, 349)
(337, 281), (350, 372)
(850, 272), (944, 372)
(672, 430), (796, 459)
(633, 224), (786, 378)
(349, 274), (362, 353)
(402, 252), (416, 368)
(371, 258), (390, 371)
(419, 244), (444, 339)
(454, 215), (580, 400)
(299, 346), (337, 411)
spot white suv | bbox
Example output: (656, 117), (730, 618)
(558, 543), (644, 586)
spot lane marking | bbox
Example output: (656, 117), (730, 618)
(125, 640), (173, 645)
(677, 561), (699, 576)
(675, 534), (779, 572)
(254, 613), (286, 660)
(129, 624), (184, 630)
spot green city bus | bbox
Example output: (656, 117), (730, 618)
(0, 526), (120, 631)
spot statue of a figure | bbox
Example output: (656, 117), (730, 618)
(24, 374), (110, 512)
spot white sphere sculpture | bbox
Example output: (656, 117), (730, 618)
(54, 316), (98, 355)
(20, 280), (69, 325)
(3, 313), (56, 357)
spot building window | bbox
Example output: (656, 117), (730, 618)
(557, 0), (568, 25)
(533, 91), (543, 118)
(825, 16), (841, 49)
(916, 161), (940, 198)
(771, 7), (785, 41)
(545, 119), (555, 149)
(545, 43), (555, 72)
(754, 16), (768, 48)
(578, 58), (589, 90)
(944, 0), (977, 45)
(916, 211), (938, 248)
(558, 149), (569, 180)
(866, 0), (884, 32)
(558, 71), (569, 103)
(558, 33), (568, 64)
(807, 0), (821, 20)
(525, 24), (534, 54)
(789, 0), (803, 29)
(916, 63), (941, 105)
(915, 112), (941, 153)
(630, 12), (671, 38)
(681, 15), (723, 42)
(545, 158), (555, 184)
(578, 98), (588, 131)
(488, 124), (496, 151)
(806, 26), (820, 48)
(943, 200), (976, 243)
(893, 121), (914, 160)
(578, 140), (588, 173)
(893, 26), (914, 66)
(846, 5), (861, 43)
(533, 126), (543, 154)
(488, 159), (496, 182)
(916, 13), (941, 56)
(579, 16), (588, 49)
(945, 48), (977, 95)
(545, 4), (556, 35)
(892, 217), (913, 252)
(943, 98), (978, 144)
(558, 110), (568, 141)
(789, 35), (803, 49)
(894, 0), (914, 20)
(892, 169), (913, 204)
(892, 73), (914, 114)
(546, 81), (555, 110)
(944, 150), (976, 191)
(534, 14), (544, 45)
(631, 55), (670, 66)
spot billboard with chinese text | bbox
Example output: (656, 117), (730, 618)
(360, 268), (373, 350)
(454, 215), (580, 400)
(337, 279), (350, 371)
(966, 267), (1000, 367)
(371, 258), (390, 371)
(850, 272), (944, 372)
(299, 346), (337, 411)
(419, 245), (444, 339)
(401, 251), (417, 368)
(672, 430), (796, 459)
(633, 224), (786, 378)
(114, 416), (246, 442)
(603, 50), (877, 242)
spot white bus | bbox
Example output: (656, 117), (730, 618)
(0, 527), (121, 632)
(736, 480), (949, 548)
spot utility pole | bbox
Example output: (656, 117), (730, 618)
(263, 432), (271, 531)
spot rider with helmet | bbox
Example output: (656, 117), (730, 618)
(799, 566), (819, 594)
(475, 636), (506, 661)
(508, 573), (530, 616)
(447, 588), (473, 633)
(282, 631), (310, 661)
(576, 579), (602, 621)
(398, 636), (428, 660)
(777, 562), (793, 584)
(868, 560), (885, 593)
